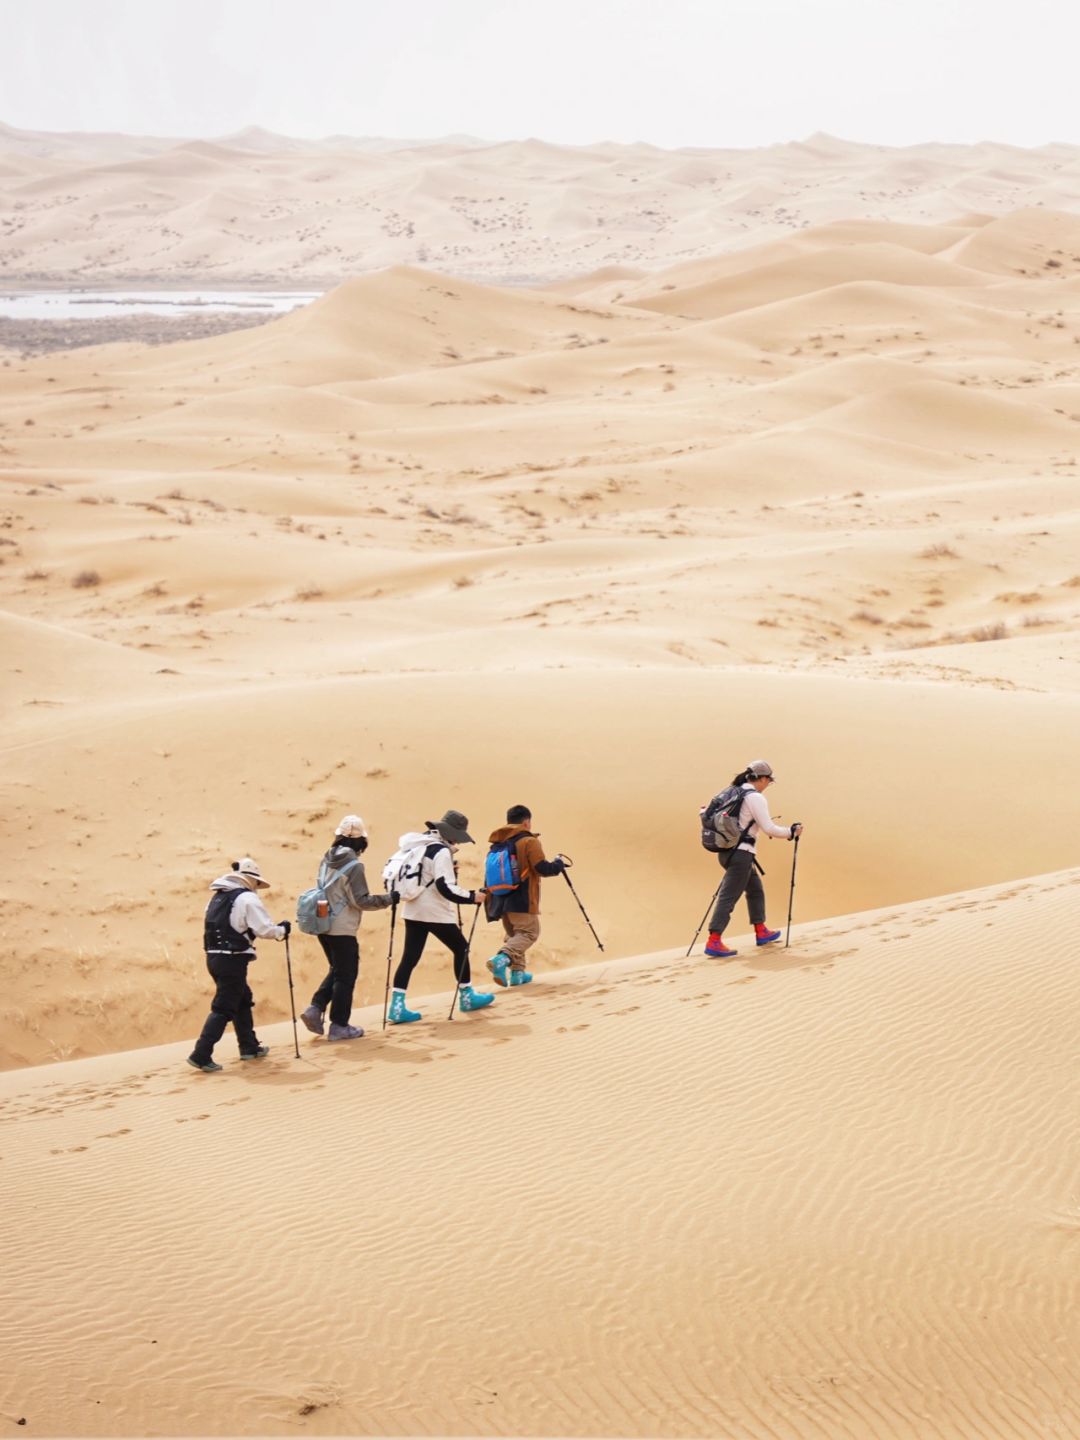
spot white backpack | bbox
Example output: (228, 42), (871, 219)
(382, 841), (437, 903)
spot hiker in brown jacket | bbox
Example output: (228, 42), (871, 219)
(484, 805), (567, 987)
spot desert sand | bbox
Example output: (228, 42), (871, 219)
(1, 132), (1079, 1436)
(3, 122), (1080, 283)
(2, 872), (1078, 1436)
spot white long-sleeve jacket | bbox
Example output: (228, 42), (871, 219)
(207, 876), (286, 956)
(735, 786), (794, 852)
(396, 831), (479, 925)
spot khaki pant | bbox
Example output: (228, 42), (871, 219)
(501, 913), (541, 970)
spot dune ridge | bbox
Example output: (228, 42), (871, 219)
(2, 870), (1077, 1437)
(3, 208), (1080, 1068)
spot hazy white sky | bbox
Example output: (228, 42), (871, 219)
(3, 0), (1078, 149)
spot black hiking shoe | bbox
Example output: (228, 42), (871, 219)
(187, 1056), (223, 1073)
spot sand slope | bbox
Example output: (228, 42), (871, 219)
(4, 125), (1080, 282)
(3, 209), (1080, 1067)
(2, 870), (1077, 1438)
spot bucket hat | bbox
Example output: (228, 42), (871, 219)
(335, 814), (368, 839)
(234, 856), (271, 889)
(425, 809), (474, 845)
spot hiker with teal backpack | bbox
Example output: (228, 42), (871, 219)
(484, 805), (567, 987)
(381, 809), (492, 1024)
(699, 761), (803, 958)
(297, 815), (392, 1042)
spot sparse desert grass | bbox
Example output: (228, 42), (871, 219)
(970, 622), (1008, 642)
(850, 609), (884, 625)
(72, 569), (100, 589)
(452, 575), (474, 589)
(995, 591), (1042, 603)
(294, 584), (324, 601)
(25, 568), (50, 581)
(918, 543), (959, 560)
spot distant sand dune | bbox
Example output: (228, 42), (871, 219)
(4, 126), (1080, 282)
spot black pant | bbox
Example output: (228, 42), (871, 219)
(311, 934), (359, 1026)
(393, 920), (470, 990)
(709, 849), (766, 936)
(190, 953), (258, 1062)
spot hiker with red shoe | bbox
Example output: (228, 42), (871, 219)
(700, 761), (803, 958)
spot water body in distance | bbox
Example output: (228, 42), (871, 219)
(0, 291), (321, 319)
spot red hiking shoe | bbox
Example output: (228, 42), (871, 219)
(704, 931), (738, 958)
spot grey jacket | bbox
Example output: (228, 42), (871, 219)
(319, 845), (392, 936)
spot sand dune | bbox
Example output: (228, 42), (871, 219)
(4, 124), (1080, 282)
(2, 214), (1079, 1073)
(2, 871), (1077, 1437)
(3, 120), (1080, 1437)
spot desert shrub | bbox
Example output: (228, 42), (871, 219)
(918, 543), (959, 560)
(970, 622), (1007, 642)
(294, 584), (324, 601)
(72, 569), (100, 588)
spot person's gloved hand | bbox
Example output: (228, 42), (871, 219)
(278, 919), (292, 937)
(789, 823), (803, 840)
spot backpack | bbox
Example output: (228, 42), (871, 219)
(699, 784), (752, 853)
(382, 840), (440, 903)
(484, 835), (524, 894)
(296, 857), (358, 936)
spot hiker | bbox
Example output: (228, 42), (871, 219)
(484, 805), (567, 987)
(299, 815), (392, 1042)
(385, 809), (492, 1024)
(187, 857), (290, 1072)
(703, 761), (803, 958)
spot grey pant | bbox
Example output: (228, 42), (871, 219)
(709, 848), (765, 935)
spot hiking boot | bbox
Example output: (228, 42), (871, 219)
(508, 969), (533, 986)
(327, 1023), (365, 1042)
(239, 1044), (270, 1060)
(300, 1005), (325, 1036)
(486, 952), (510, 987)
(458, 984), (494, 1012)
(187, 1056), (223, 1073)
(704, 932), (738, 958)
(388, 989), (422, 1025)
(754, 924), (782, 947)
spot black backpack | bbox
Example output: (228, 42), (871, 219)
(699, 785), (752, 853)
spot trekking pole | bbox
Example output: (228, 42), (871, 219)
(559, 858), (604, 951)
(785, 835), (800, 949)
(381, 900), (398, 1031)
(687, 882), (723, 958)
(283, 933), (300, 1059)
(448, 905), (481, 1020)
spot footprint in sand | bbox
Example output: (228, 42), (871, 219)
(729, 976), (757, 985)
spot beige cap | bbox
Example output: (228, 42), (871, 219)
(335, 814), (368, 839)
(234, 857), (270, 889)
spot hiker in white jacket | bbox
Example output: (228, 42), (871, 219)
(386, 809), (493, 1024)
(704, 760), (804, 959)
(187, 857), (289, 1072)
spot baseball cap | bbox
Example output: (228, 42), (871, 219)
(747, 760), (775, 780)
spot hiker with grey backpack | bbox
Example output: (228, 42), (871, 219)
(698, 761), (803, 958)
(296, 814), (392, 1042)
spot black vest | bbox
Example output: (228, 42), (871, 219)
(204, 887), (256, 954)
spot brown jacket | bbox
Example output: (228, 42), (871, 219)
(487, 824), (564, 915)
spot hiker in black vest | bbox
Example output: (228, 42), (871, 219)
(704, 761), (803, 958)
(299, 814), (392, 1042)
(187, 857), (289, 1072)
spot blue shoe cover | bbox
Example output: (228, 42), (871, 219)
(458, 984), (494, 1011)
(509, 969), (533, 986)
(388, 990), (422, 1024)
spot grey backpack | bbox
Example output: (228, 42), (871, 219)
(699, 785), (751, 853)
